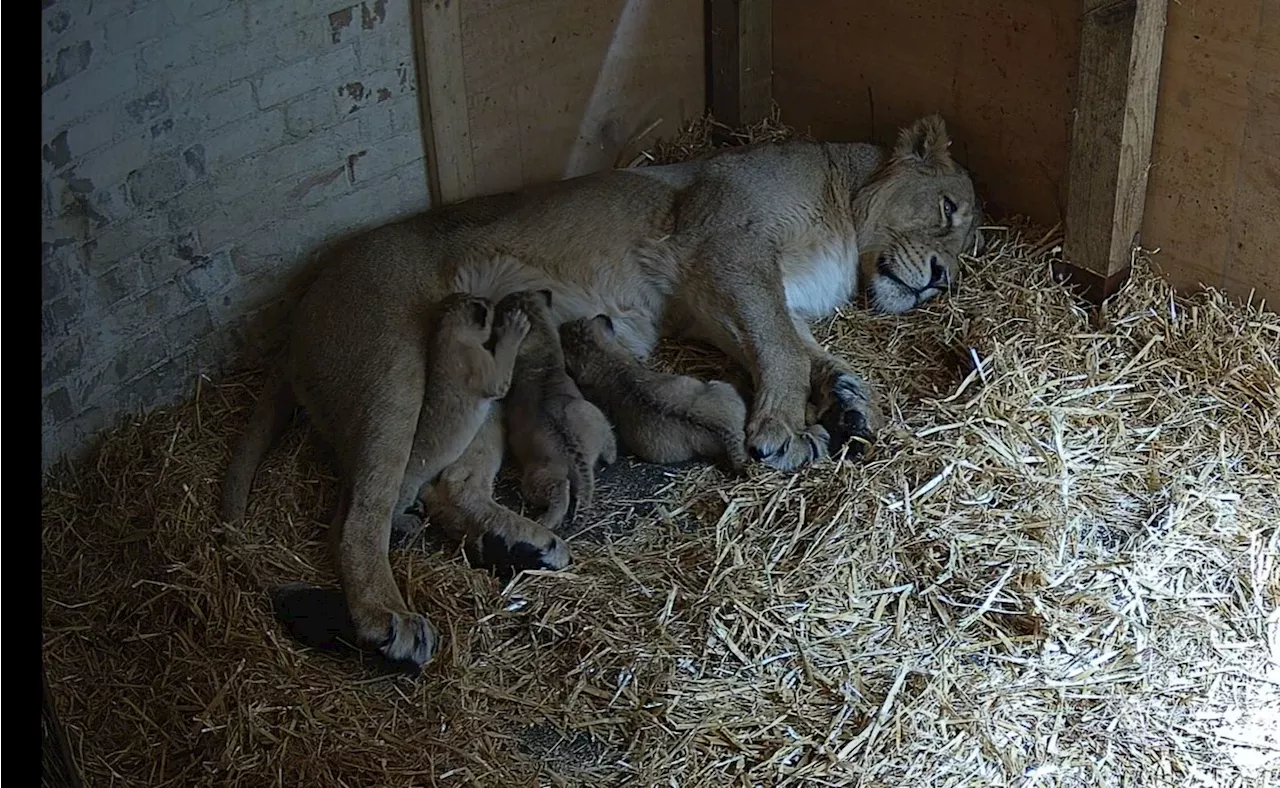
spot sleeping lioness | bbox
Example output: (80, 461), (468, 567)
(222, 115), (979, 668)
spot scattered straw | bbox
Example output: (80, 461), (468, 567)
(43, 116), (1279, 787)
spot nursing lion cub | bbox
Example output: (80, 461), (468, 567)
(223, 115), (979, 668)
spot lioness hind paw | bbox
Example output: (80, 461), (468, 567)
(378, 611), (440, 668)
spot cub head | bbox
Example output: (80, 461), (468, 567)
(495, 288), (554, 332)
(858, 115), (981, 314)
(559, 315), (616, 378)
(436, 293), (494, 339)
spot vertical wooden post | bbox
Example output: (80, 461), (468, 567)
(707, 0), (773, 128)
(1061, 0), (1169, 303)
(412, 0), (476, 206)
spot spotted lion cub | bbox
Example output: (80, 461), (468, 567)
(560, 314), (749, 472)
(391, 292), (528, 538)
(498, 290), (617, 529)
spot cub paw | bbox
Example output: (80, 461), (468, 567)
(465, 529), (572, 582)
(390, 512), (425, 548)
(747, 414), (830, 471)
(498, 308), (531, 342)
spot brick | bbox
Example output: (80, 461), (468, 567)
(110, 280), (188, 338)
(43, 5), (74, 44)
(85, 214), (160, 268)
(44, 388), (76, 424)
(111, 330), (169, 385)
(43, 337), (85, 391)
(328, 5), (357, 44)
(104, 3), (174, 54)
(179, 248), (236, 299)
(120, 356), (186, 411)
(43, 130), (73, 170)
(94, 257), (146, 306)
(169, 0), (234, 24)
(63, 103), (126, 162)
(196, 81), (257, 132)
(138, 8), (242, 74)
(42, 52), (138, 135)
(74, 132), (149, 192)
(284, 87), (339, 138)
(197, 192), (283, 261)
(346, 131), (424, 184)
(126, 156), (189, 207)
(254, 44), (359, 108)
(200, 109), (285, 171)
(124, 87), (169, 124)
(43, 38), (95, 91)
(163, 181), (216, 235)
(353, 28), (414, 73)
(42, 294), (84, 343)
(42, 261), (69, 304)
(164, 305), (213, 348)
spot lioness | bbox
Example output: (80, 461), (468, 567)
(222, 115), (978, 668)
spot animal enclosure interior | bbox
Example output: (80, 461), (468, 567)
(41, 1), (1278, 786)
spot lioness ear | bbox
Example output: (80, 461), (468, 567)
(593, 314), (615, 338)
(537, 289), (553, 309)
(894, 114), (953, 168)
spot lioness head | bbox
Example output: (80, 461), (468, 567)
(858, 115), (980, 314)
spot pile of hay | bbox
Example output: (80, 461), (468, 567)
(43, 116), (1279, 787)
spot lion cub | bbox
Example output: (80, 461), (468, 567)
(391, 292), (528, 537)
(423, 407), (571, 578)
(497, 290), (617, 529)
(560, 315), (749, 471)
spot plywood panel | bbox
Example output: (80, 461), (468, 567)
(458, 0), (704, 198)
(1142, 0), (1278, 305)
(772, 1), (1079, 225)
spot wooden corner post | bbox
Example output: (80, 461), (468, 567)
(1061, 0), (1169, 303)
(411, 0), (476, 206)
(707, 0), (773, 129)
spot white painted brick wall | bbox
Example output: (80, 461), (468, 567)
(41, 0), (432, 471)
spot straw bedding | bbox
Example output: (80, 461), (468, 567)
(42, 115), (1279, 787)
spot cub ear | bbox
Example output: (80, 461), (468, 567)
(592, 314), (615, 338)
(894, 114), (953, 169)
(537, 289), (553, 309)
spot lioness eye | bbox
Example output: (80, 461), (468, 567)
(942, 196), (957, 223)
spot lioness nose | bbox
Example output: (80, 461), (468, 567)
(928, 257), (949, 289)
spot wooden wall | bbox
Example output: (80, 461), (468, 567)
(418, 0), (704, 203)
(772, 1), (1079, 226)
(773, 0), (1278, 305)
(1141, 0), (1278, 304)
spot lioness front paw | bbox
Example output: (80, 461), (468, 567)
(465, 528), (572, 582)
(820, 373), (877, 458)
(747, 414), (830, 471)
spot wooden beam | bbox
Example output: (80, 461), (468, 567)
(412, 0), (476, 205)
(1062, 0), (1169, 301)
(707, 0), (772, 128)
